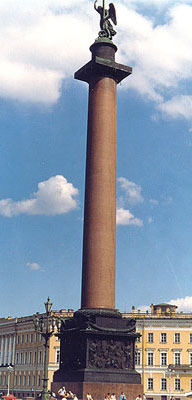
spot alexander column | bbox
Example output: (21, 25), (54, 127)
(53, 2), (142, 399)
(78, 0), (133, 312)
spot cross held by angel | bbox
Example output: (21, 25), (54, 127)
(94, 0), (117, 40)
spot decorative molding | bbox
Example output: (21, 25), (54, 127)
(158, 348), (169, 352)
(146, 348), (155, 351)
(171, 348), (182, 352)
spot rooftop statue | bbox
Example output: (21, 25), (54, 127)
(94, 0), (117, 40)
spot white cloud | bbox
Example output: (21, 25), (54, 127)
(150, 197), (172, 206)
(0, 0), (95, 104)
(0, 61), (63, 104)
(116, 207), (143, 226)
(157, 95), (192, 119)
(118, 177), (144, 205)
(127, 0), (191, 6)
(138, 296), (192, 313)
(117, 178), (144, 227)
(169, 296), (192, 312)
(116, 2), (192, 117)
(26, 262), (40, 271)
(0, 0), (191, 112)
(148, 217), (153, 224)
(0, 175), (78, 217)
(0, 0), (191, 120)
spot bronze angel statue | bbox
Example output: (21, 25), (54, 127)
(94, 0), (117, 40)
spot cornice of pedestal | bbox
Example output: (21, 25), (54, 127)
(74, 38), (132, 84)
(75, 56), (132, 84)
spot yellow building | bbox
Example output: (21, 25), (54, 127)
(0, 309), (73, 399)
(124, 303), (192, 400)
(2, 303), (192, 400)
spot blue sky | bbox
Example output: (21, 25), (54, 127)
(1, 0), (192, 317)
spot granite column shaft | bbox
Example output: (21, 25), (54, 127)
(81, 76), (117, 310)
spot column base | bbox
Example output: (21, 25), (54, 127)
(52, 381), (143, 400)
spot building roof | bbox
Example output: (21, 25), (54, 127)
(153, 303), (177, 308)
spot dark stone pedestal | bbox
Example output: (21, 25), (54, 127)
(52, 381), (142, 400)
(52, 310), (142, 400)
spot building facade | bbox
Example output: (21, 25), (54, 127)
(1, 304), (192, 400)
(124, 304), (192, 400)
(0, 309), (73, 398)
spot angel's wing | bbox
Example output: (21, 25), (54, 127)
(109, 3), (117, 25)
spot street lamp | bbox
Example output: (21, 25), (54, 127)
(7, 365), (13, 396)
(33, 298), (62, 400)
(166, 367), (175, 400)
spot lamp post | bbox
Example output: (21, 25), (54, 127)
(7, 365), (13, 396)
(33, 298), (62, 400)
(166, 367), (175, 400)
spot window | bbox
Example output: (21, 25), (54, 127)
(7, 349), (10, 364)
(161, 333), (167, 343)
(23, 375), (26, 387)
(190, 379), (192, 391)
(148, 333), (154, 343)
(175, 353), (181, 366)
(136, 336), (141, 343)
(29, 352), (32, 364)
(0, 374), (2, 385)
(148, 352), (154, 366)
(26, 334), (29, 343)
(24, 352), (28, 364)
(21, 335), (24, 344)
(175, 378), (180, 391)
(28, 375), (31, 387)
(33, 375), (35, 387)
(190, 353), (192, 366)
(38, 350), (42, 364)
(17, 335), (20, 344)
(30, 334), (33, 343)
(161, 353), (167, 366)
(37, 375), (41, 387)
(34, 351), (36, 364)
(20, 353), (23, 365)
(16, 352), (19, 364)
(14, 375), (17, 386)
(135, 352), (141, 365)
(56, 350), (60, 363)
(18, 375), (21, 386)
(3, 375), (6, 385)
(161, 378), (167, 390)
(148, 378), (153, 390)
(175, 333), (180, 343)
(190, 333), (192, 343)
